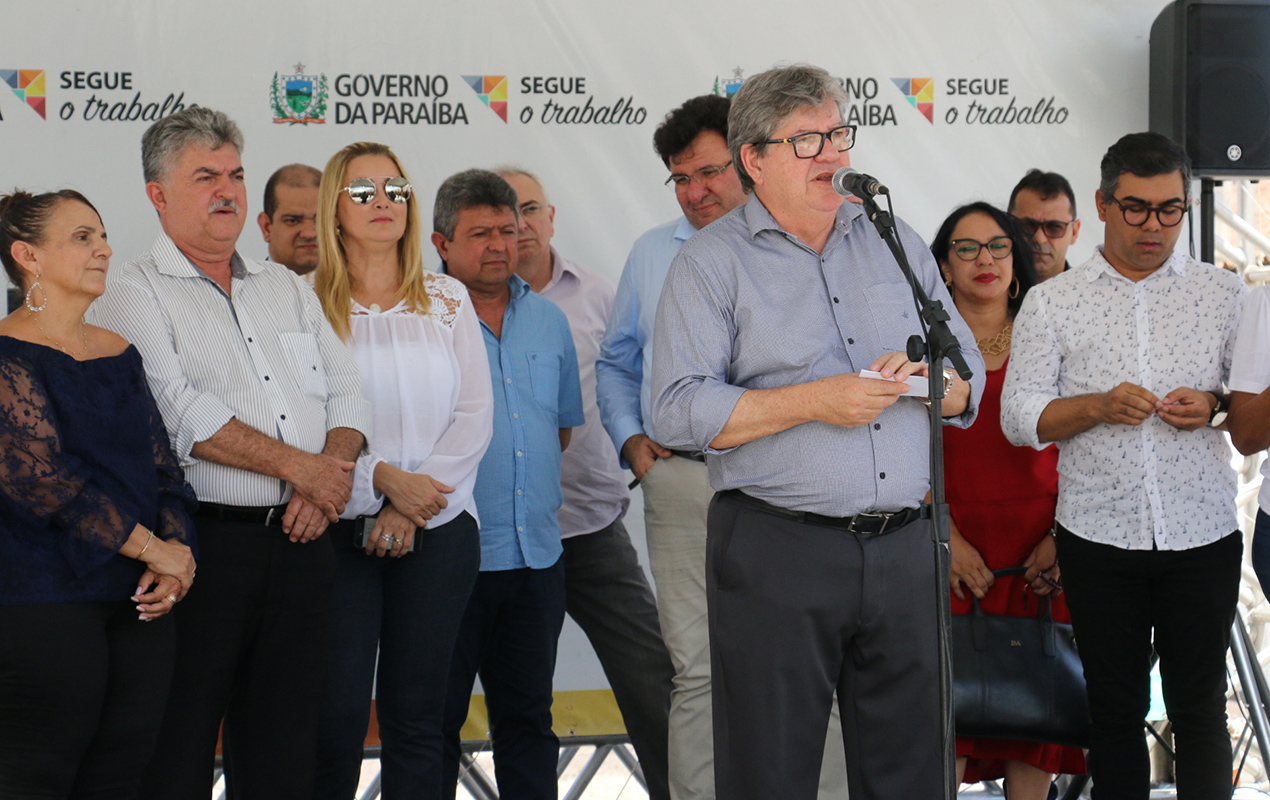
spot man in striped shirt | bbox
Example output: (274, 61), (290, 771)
(94, 107), (371, 800)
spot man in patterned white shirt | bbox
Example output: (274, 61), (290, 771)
(94, 107), (371, 800)
(1001, 131), (1246, 799)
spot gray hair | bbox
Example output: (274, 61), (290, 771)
(494, 165), (549, 204)
(141, 107), (244, 184)
(1098, 131), (1193, 202)
(432, 169), (519, 240)
(728, 64), (847, 193)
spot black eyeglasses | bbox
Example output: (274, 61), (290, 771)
(665, 161), (733, 188)
(342, 177), (412, 205)
(1015, 217), (1075, 240)
(1107, 196), (1186, 228)
(763, 125), (856, 159)
(950, 236), (1013, 261)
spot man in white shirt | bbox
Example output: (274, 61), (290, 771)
(1001, 131), (1246, 799)
(256, 162), (320, 278)
(93, 107), (371, 800)
(499, 167), (675, 800)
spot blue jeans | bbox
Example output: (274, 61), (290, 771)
(315, 512), (480, 800)
(442, 559), (567, 800)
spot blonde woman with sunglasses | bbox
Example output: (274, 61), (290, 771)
(312, 142), (494, 800)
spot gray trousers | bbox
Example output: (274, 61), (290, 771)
(707, 492), (942, 800)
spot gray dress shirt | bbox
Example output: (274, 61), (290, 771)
(93, 232), (372, 506)
(650, 194), (984, 517)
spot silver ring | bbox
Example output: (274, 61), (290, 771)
(382, 536), (395, 546)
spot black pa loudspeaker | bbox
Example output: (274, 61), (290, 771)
(1150, 0), (1270, 177)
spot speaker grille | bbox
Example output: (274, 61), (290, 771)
(1185, 3), (1270, 173)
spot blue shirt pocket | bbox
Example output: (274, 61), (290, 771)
(526, 351), (560, 417)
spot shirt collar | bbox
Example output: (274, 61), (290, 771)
(508, 272), (532, 301)
(1084, 244), (1188, 283)
(151, 231), (261, 279)
(742, 192), (864, 242)
(673, 215), (697, 243)
(540, 247), (581, 294)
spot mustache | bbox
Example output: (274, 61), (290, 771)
(208, 198), (241, 214)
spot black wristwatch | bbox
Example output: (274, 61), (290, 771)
(1209, 391), (1231, 427)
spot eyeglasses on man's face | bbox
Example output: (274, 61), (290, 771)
(763, 125), (857, 159)
(1107, 196), (1186, 228)
(665, 161), (733, 188)
(342, 177), (412, 205)
(1015, 217), (1075, 240)
(950, 236), (1014, 262)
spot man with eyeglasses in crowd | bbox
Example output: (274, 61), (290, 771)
(596, 94), (745, 800)
(1002, 132), (1246, 799)
(498, 166), (675, 800)
(651, 64), (982, 800)
(1008, 168), (1081, 282)
(596, 93), (853, 800)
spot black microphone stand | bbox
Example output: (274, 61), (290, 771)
(854, 189), (974, 800)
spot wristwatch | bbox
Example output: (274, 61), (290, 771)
(1209, 391), (1231, 427)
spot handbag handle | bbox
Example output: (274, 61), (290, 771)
(967, 566), (1057, 656)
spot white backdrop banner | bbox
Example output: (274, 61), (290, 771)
(0, 0), (1171, 698)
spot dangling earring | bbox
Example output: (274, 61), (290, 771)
(1009, 276), (1020, 299)
(24, 272), (47, 313)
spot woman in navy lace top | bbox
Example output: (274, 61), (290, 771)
(0, 189), (198, 797)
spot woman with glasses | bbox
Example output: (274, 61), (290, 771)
(929, 202), (1085, 797)
(312, 142), (494, 800)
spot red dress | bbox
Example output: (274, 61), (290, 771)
(944, 359), (1086, 782)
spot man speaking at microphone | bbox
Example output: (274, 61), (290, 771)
(650, 64), (984, 800)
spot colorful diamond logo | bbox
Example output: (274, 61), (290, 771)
(891, 77), (934, 124)
(462, 75), (508, 123)
(0, 69), (46, 118)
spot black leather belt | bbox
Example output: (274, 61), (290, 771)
(195, 502), (289, 528)
(669, 449), (707, 463)
(721, 490), (928, 535)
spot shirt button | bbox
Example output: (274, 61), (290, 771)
(247, 337), (253, 343)
(506, 378), (512, 384)
(874, 423), (880, 430)
(833, 297), (840, 303)
(516, 451), (523, 457)
(264, 375), (270, 381)
(879, 472), (886, 479)
(281, 415), (287, 420)
(513, 413), (519, 419)
(848, 338), (854, 345)
(517, 526), (524, 532)
(517, 489), (522, 495)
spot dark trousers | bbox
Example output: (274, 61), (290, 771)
(441, 559), (567, 800)
(1251, 509), (1270, 599)
(315, 512), (480, 800)
(562, 518), (673, 800)
(1057, 526), (1241, 800)
(706, 493), (942, 800)
(0, 601), (174, 800)
(140, 518), (337, 800)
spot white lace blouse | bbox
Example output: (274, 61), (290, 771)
(343, 273), (494, 529)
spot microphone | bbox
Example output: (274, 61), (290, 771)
(832, 167), (889, 198)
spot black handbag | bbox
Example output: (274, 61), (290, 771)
(951, 566), (1091, 748)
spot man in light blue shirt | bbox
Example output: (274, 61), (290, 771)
(434, 170), (585, 800)
(596, 95), (747, 800)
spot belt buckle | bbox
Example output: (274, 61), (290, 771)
(265, 506), (279, 527)
(851, 511), (889, 536)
